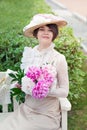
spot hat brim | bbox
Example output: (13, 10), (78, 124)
(23, 20), (67, 37)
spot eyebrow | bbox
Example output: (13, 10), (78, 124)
(39, 26), (45, 28)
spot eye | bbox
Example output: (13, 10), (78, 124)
(39, 28), (44, 31)
(48, 29), (52, 32)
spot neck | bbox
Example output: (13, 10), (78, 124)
(38, 45), (49, 51)
(38, 43), (51, 51)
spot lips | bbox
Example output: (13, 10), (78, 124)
(42, 36), (49, 39)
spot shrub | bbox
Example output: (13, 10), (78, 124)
(0, 0), (51, 71)
(0, 30), (38, 71)
(54, 26), (86, 104)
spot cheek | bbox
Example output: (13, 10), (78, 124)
(37, 32), (41, 39)
(50, 33), (54, 41)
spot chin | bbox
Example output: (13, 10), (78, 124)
(42, 39), (51, 43)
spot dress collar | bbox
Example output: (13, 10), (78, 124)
(33, 43), (55, 54)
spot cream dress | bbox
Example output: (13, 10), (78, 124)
(0, 43), (69, 130)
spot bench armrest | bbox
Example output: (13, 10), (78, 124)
(59, 97), (71, 111)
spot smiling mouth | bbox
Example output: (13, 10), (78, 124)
(42, 36), (49, 39)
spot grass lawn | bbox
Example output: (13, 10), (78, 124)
(0, 0), (51, 32)
(0, 0), (87, 129)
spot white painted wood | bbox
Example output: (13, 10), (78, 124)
(62, 111), (67, 130)
(13, 97), (19, 111)
(59, 98), (71, 111)
(2, 104), (8, 113)
(59, 98), (71, 130)
(0, 98), (18, 122)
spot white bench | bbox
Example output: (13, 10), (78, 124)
(0, 97), (19, 122)
(0, 71), (19, 122)
(0, 71), (71, 130)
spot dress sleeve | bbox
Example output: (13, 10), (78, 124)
(20, 47), (32, 71)
(49, 54), (69, 98)
(20, 47), (34, 95)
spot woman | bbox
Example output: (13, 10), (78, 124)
(0, 14), (69, 130)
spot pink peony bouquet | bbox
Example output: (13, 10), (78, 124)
(26, 66), (54, 99)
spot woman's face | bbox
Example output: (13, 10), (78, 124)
(37, 25), (53, 45)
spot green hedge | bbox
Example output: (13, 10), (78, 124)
(0, 0), (51, 71)
(54, 27), (86, 104)
(0, 0), (86, 105)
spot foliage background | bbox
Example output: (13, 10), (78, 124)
(0, 0), (87, 129)
(0, 0), (86, 105)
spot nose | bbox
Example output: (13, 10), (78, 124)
(44, 30), (49, 35)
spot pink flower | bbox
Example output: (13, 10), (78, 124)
(25, 66), (54, 99)
(32, 80), (49, 99)
(41, 67), (54, 86)
(26, 66), (41, 81)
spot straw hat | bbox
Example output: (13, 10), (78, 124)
(23, 14), (67, 37)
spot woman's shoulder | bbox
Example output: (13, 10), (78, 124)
(21, 47), (33, 70)
(22, 46), (33, 57)
(23, 46), (32, 54)
(21, 46), (33, 62)
(52, 49), (67, 68)
(53, 49), (65, 59)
